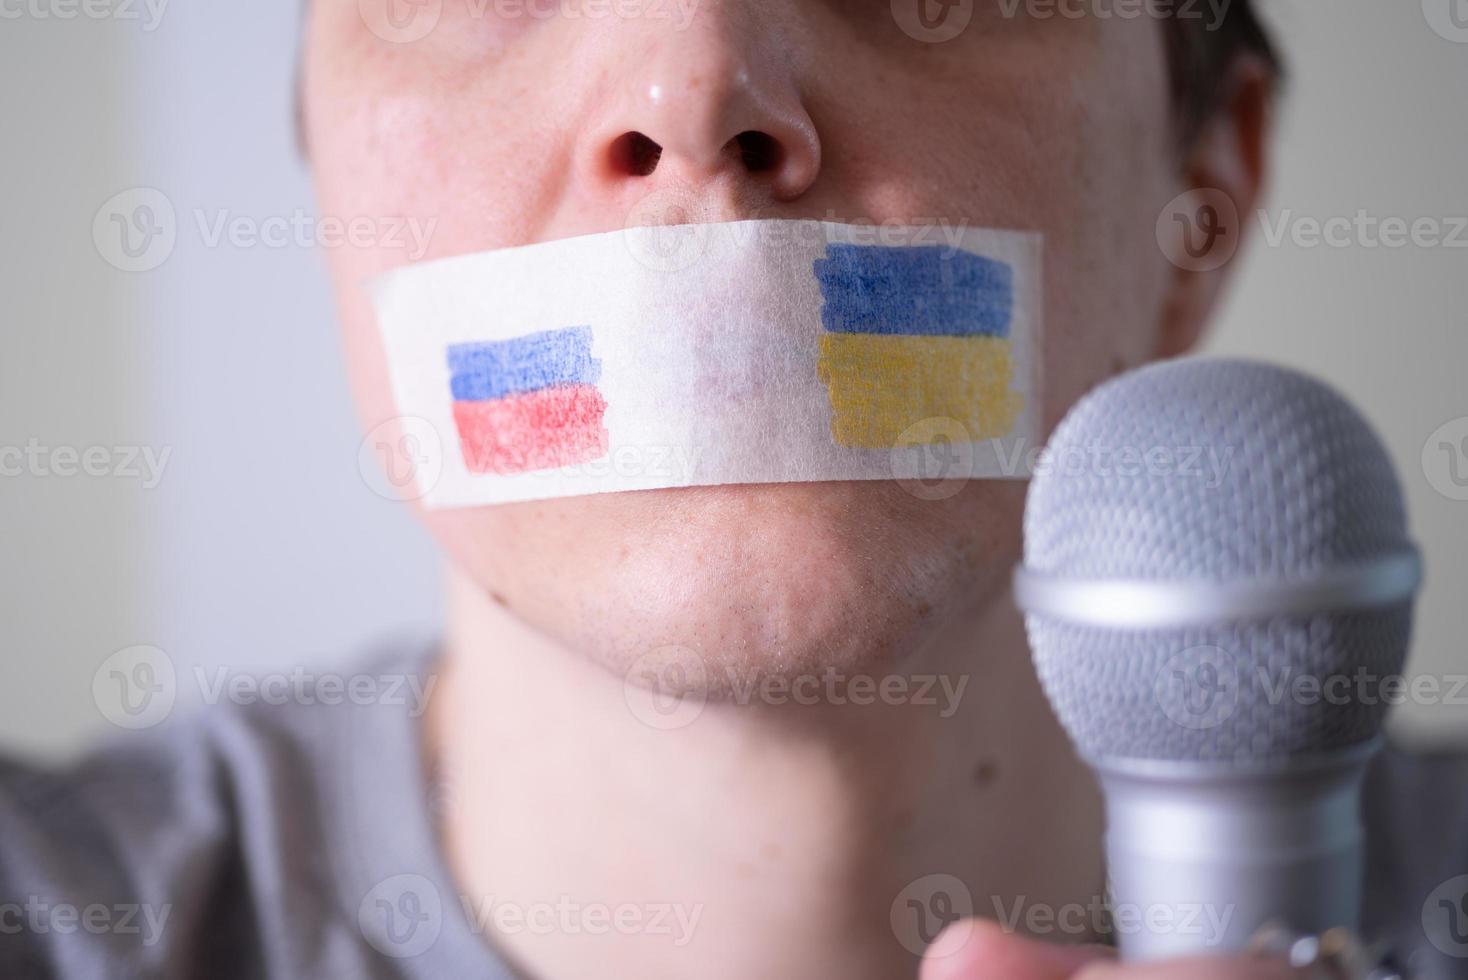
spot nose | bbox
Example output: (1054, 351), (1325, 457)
(575, 12), (822, 206)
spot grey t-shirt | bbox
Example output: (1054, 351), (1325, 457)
(0, 643), (1465, 979)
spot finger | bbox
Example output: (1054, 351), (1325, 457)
(919, 919), (1114, 980)
(1073, 951), (1301, 980)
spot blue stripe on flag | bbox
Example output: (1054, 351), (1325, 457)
(813, 244), (1013, 337)
(447, 325), (601, 402)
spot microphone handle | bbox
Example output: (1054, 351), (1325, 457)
(1096, 743), (1378, 962)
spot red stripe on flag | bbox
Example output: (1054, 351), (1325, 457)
(452, 383), (609, 475)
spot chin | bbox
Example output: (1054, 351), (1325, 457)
(426, 479), (1025, 694)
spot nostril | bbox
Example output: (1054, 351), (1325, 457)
(606, 129), (790, 180)
(609, 131), (663, 177)
(733, 130), (782, 173)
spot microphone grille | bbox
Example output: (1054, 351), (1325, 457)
(1022, 359), (1415, 765)
(1025, 358), (1408, 583)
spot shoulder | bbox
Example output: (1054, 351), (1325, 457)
(0, 642), (452, 979)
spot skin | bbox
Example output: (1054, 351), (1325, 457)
(919, 921), (1302, 980)
(302, 2), (1276, 977)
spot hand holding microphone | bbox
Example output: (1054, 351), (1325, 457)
(921, 359), (1418, 978)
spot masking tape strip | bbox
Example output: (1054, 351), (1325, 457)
(369, 220), (1044, 509)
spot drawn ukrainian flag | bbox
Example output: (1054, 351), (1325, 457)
(813, 244), (1023, 449)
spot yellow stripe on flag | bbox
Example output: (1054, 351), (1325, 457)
(816, 334), (1023, 450)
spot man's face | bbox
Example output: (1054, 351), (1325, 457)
(303, 0), (1187, 683)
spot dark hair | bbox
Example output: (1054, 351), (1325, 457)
(1164, 0), (1283, 149)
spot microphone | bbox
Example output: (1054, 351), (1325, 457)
(1013, 358), (1423, 962)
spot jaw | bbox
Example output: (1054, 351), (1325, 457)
(424, 478), (1026, 691)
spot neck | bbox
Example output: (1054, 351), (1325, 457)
(428, 564), (1104, 980)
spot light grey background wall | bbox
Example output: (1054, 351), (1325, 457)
(0, 15), (147, 760)
(1, 1), (1464, 757)
(1, 2), (442, 760)
(1205, 1), (1468, 740)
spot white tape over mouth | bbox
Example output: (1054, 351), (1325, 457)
(368, 219), (1044, 509)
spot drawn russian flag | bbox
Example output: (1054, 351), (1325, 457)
(813, 244), (1023, 449)
(447, 325), (609, 475)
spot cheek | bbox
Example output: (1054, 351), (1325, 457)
(306, 64), (520, 432)
(305, 8), (576, 271)
(1022, 28), (1178, 424)
(804, 20), (1177, 433)
(972, 24), (1179, 431)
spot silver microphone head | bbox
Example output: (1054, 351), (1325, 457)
(1016, 358), (1421, 767)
